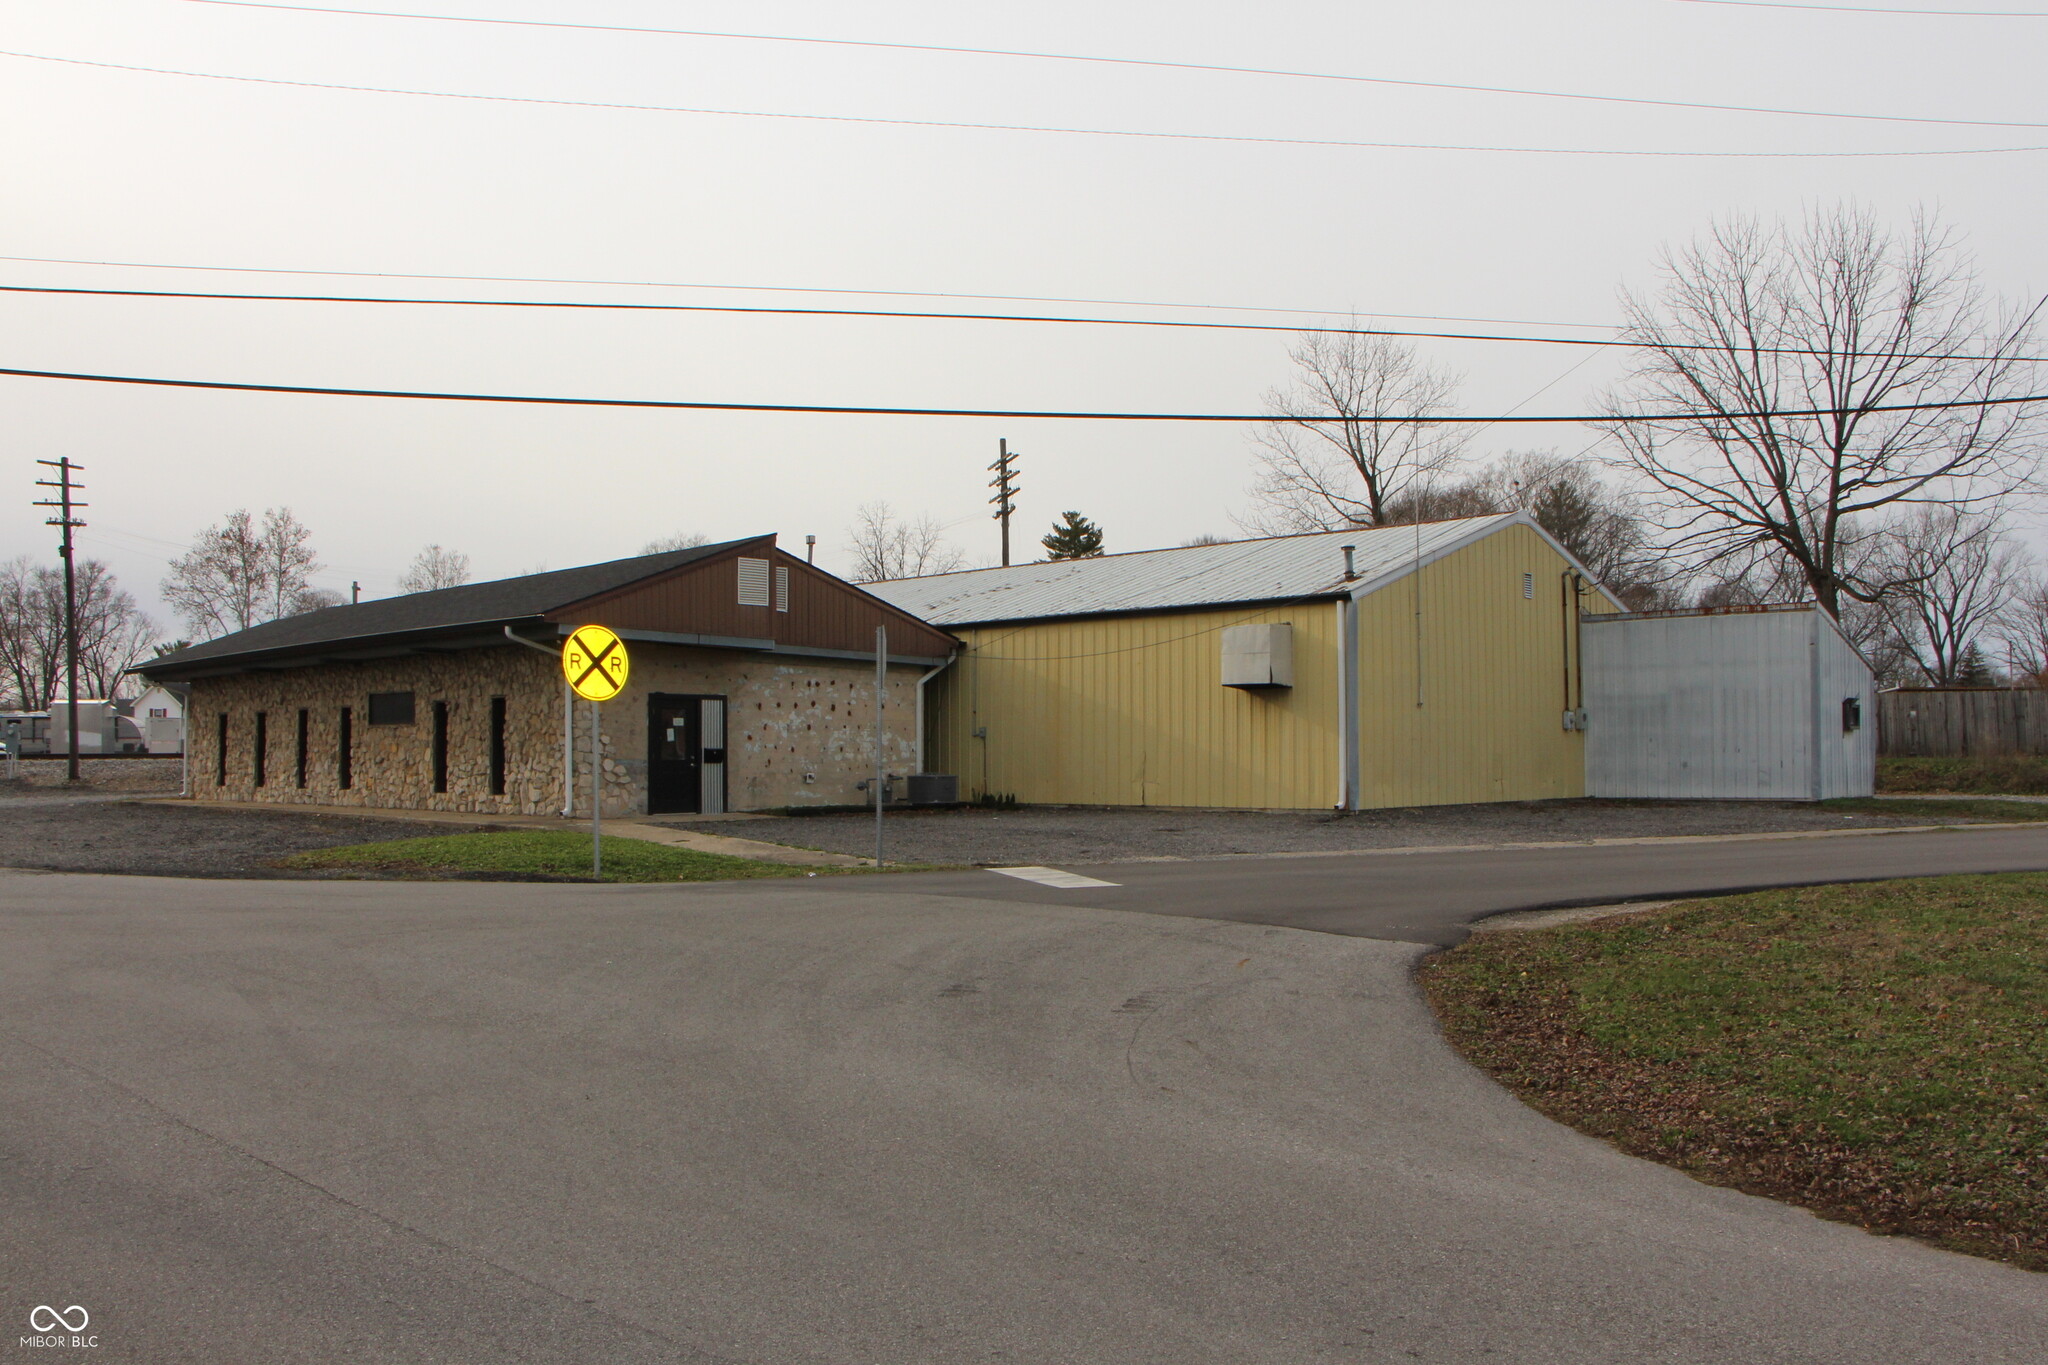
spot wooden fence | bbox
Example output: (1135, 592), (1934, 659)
(1878, 688), (2048, 756)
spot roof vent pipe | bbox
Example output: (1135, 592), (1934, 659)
(1340, 545), (1357, 580)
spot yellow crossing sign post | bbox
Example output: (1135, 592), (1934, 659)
(562, 626), (630, 878)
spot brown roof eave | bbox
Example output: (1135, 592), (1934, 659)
(136, 617), (551, 682)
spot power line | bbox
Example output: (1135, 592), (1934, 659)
(1676, 1), (2048, 15)
(181, 0), (2048, 128)
(7, 280), (2040, 363)
(2, 363), (2039, 424)
(0, 253), (1621, 332)
(0, 281), (1623, 346)
(7, 47), (2043, 159)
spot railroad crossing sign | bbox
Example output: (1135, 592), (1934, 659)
(563, 625), (630, 702)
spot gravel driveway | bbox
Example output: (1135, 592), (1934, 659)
(670, 799), (1976, 866)
(0, 798), (445, 878)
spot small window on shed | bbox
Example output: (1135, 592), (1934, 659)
(1522, 572), (1534, 600)
(367, 691), (415, 725)
(775, 565), (790, 613)
(737, 557), (772, 606)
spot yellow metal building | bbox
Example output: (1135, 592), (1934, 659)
(868, 514), (1622, 810)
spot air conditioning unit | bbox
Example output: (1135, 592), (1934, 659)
(1221, 623), (1293, 688)
(906, 773), (960, 805)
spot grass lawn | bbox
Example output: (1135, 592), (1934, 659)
(1879, 754), (2048, 795)
(1420, 874), (2048, 1272)
(1824, 797), (2048, 823)
(277, 829), (836, 883)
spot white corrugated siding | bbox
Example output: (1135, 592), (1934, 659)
(1813, 612), (1879, 797)
(1583, 607), (1874, 800)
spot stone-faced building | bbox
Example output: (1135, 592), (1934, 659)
(139, 537), (958, 817)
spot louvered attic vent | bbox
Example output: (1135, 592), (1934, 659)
(737, 557), (771, 606)
(775, 566), (790, 613)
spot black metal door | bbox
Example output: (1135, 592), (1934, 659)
(647, 693), (702, 814)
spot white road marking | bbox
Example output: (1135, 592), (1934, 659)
(989, 865), (1121, 889)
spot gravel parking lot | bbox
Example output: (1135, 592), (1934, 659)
(0, 756), (183, 793)
(0, 796), (445, 879)
(661, 799), (1971, 867)
(0, 784), (2008, 881)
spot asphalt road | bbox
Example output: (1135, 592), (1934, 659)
(837, 824), (2048, 944)
(1, 857), (2042, 1363)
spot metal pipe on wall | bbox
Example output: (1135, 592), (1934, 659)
(874, 625), (886, 867)
(1337, 593), (1360, 811)
(913, 653), (957, 774)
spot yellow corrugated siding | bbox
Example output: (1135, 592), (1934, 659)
(1354, 522), (1612, 807)
(927, 602), (1341, 809)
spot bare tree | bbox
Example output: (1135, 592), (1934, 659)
(0, 557), (59, 709)
(1876, 507), (2030, 685)
(1244, 326), (1466, 533)
(1181, 533), (1231, 547)
(642, 532), (711, 554)
(0, 556), (158, 706)
(1602, 205), (2045, 616)
(398, 544), (472, 593)
(1999, 580), (2048, 684)
(259, 508), (323, 620)
(163, 507), (329, 638)
(844, 503), (967, 582)
(1379, 451), (1668, 608)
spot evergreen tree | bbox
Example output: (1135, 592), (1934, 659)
(1041, 511), (1105, 560)
(1953, 643), (1999, 687)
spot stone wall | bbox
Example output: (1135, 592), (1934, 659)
(186, 649), (561, 815)
(185, 641), (926, 816)
(613, 647), (922, 812)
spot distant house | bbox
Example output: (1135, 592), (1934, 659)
(131, 683), (187, 755)
(138, 537), (955, 817)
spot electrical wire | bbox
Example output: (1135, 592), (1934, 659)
(0, 253), (1622, 332)
(2, 363), (2039, 423)
(6, 281), (2039, 364)
(1676, 1), (2048, 15)
(180, 0), (2048, 128)
(6, 47), (2043, 159)
(0, 281), (1640, 348)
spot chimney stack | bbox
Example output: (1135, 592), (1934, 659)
(1340, 545), (1357, 580)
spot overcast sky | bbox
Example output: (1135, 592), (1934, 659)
(3, 0), (2044, 630)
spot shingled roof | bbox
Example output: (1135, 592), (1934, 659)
(140, 537), (754, 680)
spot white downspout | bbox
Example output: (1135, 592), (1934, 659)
(1337, 593), (1360, 811)
(504, 626), (574, 817)
(913, 651), (958, 773)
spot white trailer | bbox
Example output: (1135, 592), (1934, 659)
(1582, 605), (1874, 801)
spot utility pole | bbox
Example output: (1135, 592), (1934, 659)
(988, 438), (1019, 567)
(32, 458), (86, 782)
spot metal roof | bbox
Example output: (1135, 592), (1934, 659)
(864, 514), (1524, 625)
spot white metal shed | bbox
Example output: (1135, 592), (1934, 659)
(1582, 605), (1874, 800)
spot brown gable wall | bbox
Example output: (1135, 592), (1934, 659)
(546, 539), (957, 658)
